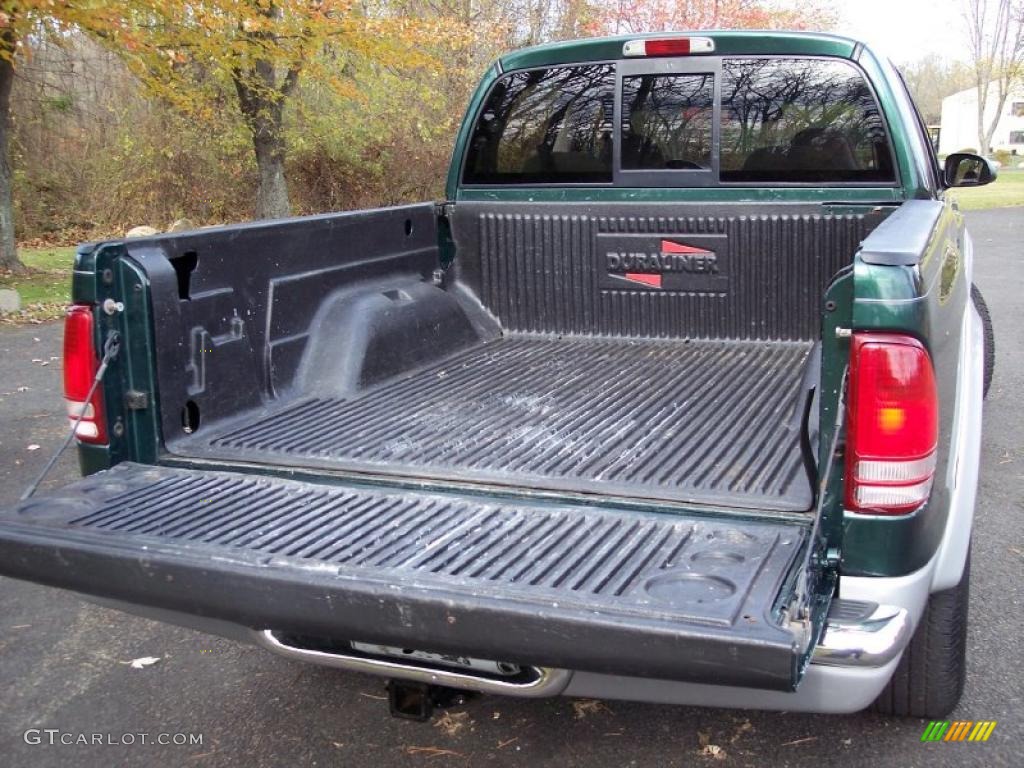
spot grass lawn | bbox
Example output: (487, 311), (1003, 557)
(949, 168), (1024, 210)
(0, 246), (76, 323)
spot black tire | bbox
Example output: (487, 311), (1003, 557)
(870, 552), (970, 719)
(971, 284), (994, 399)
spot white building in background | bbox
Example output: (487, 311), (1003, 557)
(939, 82), (1024, 156)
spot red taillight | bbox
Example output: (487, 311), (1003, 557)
(845, 333), (938, 514)
(622, 37), (715, 57)
(63, 304), (107, 444)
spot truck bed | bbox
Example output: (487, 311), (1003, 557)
(174, 335), (814, 511)
(125, 201), (869, 514)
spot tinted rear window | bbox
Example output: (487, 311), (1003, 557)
(462, 57), (895, 186)
(463, 65), (615, 184)
(621, 73), (714, 170)
(721, 58), (894, 183)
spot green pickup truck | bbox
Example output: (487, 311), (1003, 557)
(0, 31), (995, 720)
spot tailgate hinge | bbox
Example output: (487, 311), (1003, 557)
(825, 546), (842, 567)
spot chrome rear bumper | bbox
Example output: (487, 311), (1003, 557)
(811, 602), (912, 668)
(252, 600), (910, 702)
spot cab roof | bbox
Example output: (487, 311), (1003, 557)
(497, 30), (862, 71)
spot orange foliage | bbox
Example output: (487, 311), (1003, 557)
(586, 0), (837, 36)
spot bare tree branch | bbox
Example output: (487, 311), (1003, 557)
(964, 0), (1024, 153)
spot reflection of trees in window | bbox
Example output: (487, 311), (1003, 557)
(721, 59), (894, 182)
(464, 65), (614, 184)
(622, 74), (714, 169)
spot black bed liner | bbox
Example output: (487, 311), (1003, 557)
(174, 335), (814, 511)
(0, 463), (811, 689)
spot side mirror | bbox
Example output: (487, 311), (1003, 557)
(944, 153), (997, 188)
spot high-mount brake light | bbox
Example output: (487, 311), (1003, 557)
(622, 37), (715, 57)
(63, 304), (107, 444)
(845, 333), (938, 514)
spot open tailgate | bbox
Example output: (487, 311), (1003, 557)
(0, 463), (822, 690)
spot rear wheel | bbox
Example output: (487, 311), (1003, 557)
(870, 553), (970, 718)
(971, 284), (994, 399)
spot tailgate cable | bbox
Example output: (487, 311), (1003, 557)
(21, 332), (122, 500)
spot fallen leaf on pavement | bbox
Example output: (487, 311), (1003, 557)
(700, 744), (726, 760)
(731, 719), (754, 742)
(433, 711), (470, 737)
(572, 699), (612, 719)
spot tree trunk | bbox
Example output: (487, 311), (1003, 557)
(252, 130), (290, 220)
(983, 106), (1002, 155)
(233, 62), (293, 221)
(984, 81), (1012, 155)
(0, 31), (23, 274)
(234, 61), (294, 221)
(976, 80), (990, 153)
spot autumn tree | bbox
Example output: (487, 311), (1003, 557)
(1, 3), (126, 271)
(104, 2), (452, 222)
(964, 0), (1024, 153)
(585, 0), (837, 35)
(0, 2), (451, 269)
(228, 3), (306, 219)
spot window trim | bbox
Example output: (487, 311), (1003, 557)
(458, 55), (901, 190)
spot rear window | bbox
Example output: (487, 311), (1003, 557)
(462, 65), (615, 184)
(462, 57), (895, 186)
(720, 58), (894, 183)
(621, 73), (714, 170)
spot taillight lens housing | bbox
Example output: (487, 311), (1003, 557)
(63, 304), (107, 444)
(845, 333), (938, 514)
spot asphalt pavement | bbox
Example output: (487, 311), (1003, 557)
(0, 209), (1020, 767)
